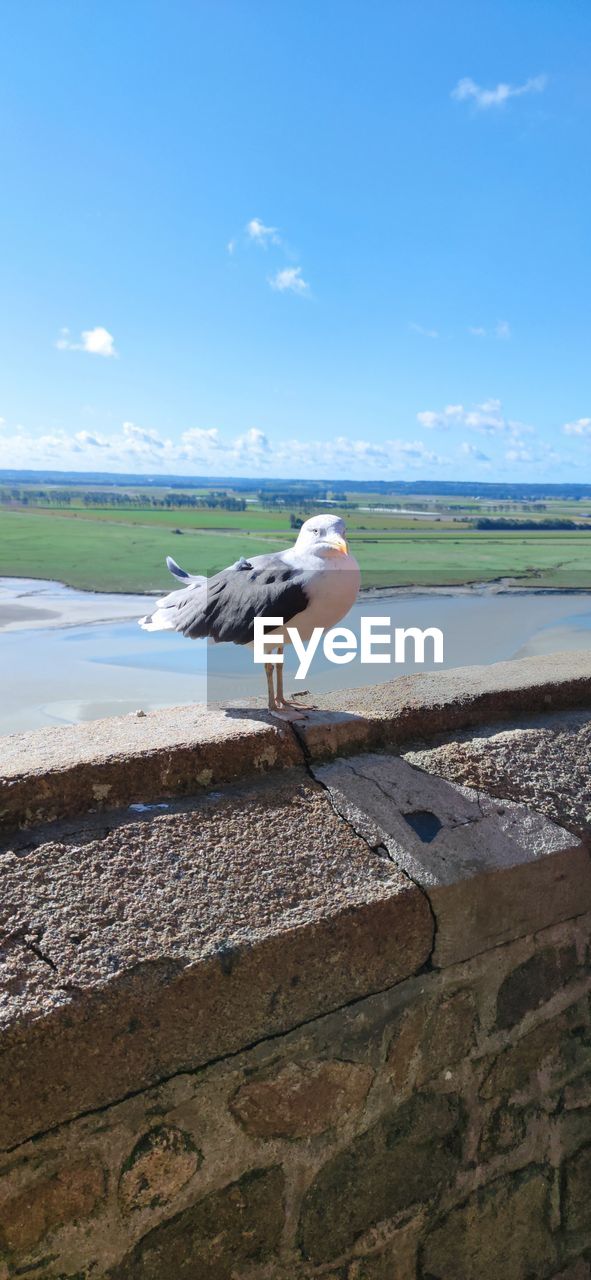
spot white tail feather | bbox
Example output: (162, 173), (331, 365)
(138, 608), (176, 632)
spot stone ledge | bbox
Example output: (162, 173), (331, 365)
(2, 651), (591, 833)
(0, 703), (302, 833)
(295, 649), (591, 759)
(0, 771), (433, 1150)
(313, 754), (591, 967)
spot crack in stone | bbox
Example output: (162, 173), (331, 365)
(288, 727), (439, 970)
(23, 939), (58, 973)
(2, 967), (427, 1155)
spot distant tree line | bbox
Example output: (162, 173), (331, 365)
(475, 517), (591, 531)
(0, 487), (246, 511)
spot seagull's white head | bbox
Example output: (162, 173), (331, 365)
(293, 513), (349, 559)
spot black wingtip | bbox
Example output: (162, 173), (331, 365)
(166, 555), (189, 579)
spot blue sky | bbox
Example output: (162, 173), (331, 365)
(1, 0), (590, 481)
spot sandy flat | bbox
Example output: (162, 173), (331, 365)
(0, 578), (150, 632)
(0, 604), (60, 626)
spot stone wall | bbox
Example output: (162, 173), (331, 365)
(1, 913), (589, 1278)
(1, 654), (591, 1279)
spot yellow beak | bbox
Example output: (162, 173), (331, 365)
(326, 533), (348, 555)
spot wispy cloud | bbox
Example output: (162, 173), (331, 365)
(468, 321), (511, 339)
(417, 398), (533, 438)
(56, 326), (117, 358)
(452, 74), (547, 110)
(459, 441), (491, 462)
(269, 266), (310, 295)
(246, 217), (281, 246)
(410, 322), (439, 339)
(563, 417), (591, 437)
(505, 446), (535, 464)
(74, 430), (109, 448)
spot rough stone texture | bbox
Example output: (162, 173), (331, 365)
(564, 1075), (591, 1112)
(479, 998), (591, 1101)
(496, 945), (580, 1029)
(229, 1059), (374, 1138)
(419, 1168), (557, 1280)
(404, 708), (591, 843)
(563, 1144), (591, 1236)
(0, 912), (588, 1277)
(552, 1259), (591, 1280)
(347, 1218), (423, 1278)
(313, 753), (589, 966)
(0, 703), (303, 832)
(118, 1127), (202, 1213)
(295, 650), (591, 761)
(477, 1103), (529, 1159)
(0, 1160), (105, 1253)
(298, 1092), (463, 1265)
(1, 656), (591, 1276)
(0, 770), (433, 1150)
(108, 1166), (285, 1279)
(387, 989), (476, 1092)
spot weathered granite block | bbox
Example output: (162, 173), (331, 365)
(229, 1058), (374, 1139)
(0, 772), (432, 1149)
(386, 988), (476, 1092)
(419, 1167), (557, 1280)
(496, 945), (580, 1029)
(298, 1092), (463, 1265)
(108, 1166), (285, 1279)
(312, 754), (590, 966)
(477, 1102), (530, 1159)
(1, 660), (591, 1278)
(480, 998), (591, 1101)
(563, 1143), (591, 1236)
(0, 1160), (106, 1255)
(118, 1126), (202, 1214)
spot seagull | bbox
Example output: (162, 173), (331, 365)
(139, 513), (360, 719)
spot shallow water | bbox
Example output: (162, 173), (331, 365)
(2, 576), (591, 734)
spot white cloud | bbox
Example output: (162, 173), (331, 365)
(269, 266), (309, 295)
(459, 442), (491, 462)
(226, 238), (236, 255)
(495, 320), (511, 340)
(0, 419), (452, 477)
(451, 74), (547, 109)
(410, 322), (439, 339)
(122, 421), (165, 452)
(417, 398), (533, 438)
(12, 415), (586, 480)
(234, 427), (270, 457)
(182, 427), (220, 446)
(469, 326), (487, 337)
(56, 326), (117, 358)
(246, 217), (281, 246)
(563, 417), (591, 437)
(74, 430), (109, 448)
(505, 446), (535, 464)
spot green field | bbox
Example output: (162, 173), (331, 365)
(1, 507), (590, 592)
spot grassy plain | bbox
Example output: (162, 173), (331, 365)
(1, 507), (590, 592)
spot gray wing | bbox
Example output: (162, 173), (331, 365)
(141, 556), (311, 644)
